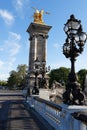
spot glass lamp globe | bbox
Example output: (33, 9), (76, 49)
(64, 14), (81, 35)
(75, 32), (87, 46)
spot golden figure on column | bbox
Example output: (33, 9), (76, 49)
(32, 7), (50, 24)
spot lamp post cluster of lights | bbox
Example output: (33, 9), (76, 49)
(32, 57), (50, 95)
(63, 14), (87, 105)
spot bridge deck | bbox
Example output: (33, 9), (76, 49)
(0, 91), (54, 130)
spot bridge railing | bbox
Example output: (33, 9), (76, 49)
(27, 96), (87, 130)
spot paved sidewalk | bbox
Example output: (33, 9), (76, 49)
(0, 92), (54, 130)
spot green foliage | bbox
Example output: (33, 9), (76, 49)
(7, 64), (28, 90)
(49, 67), (87, 90)
(0, 80), (7, 86)
(6, 64), (87, 91)
(77, 69), (87, 90)
(0, 80), (8, 89)
(49, 67), (70, 87)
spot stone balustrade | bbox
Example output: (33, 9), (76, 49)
(26, 96), (87, 130)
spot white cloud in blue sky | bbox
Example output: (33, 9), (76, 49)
(13, 0), (24, 11)
(3, 32), (21, 57)
(0, 32), (21, 80)
(12, 0), (30, 18)
(53, 43), (62, 50)
(0, 60), (4, 68)
(0, 9), (14, 25)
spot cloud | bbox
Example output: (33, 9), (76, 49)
(53, 43), (62, 49)
(14, 0), (23, 11)
(0, 32), (21, 80)
(4, 32), (21, 56)
(0, 74), (9, 81)
(10, 43), (21, 56)
(0, 60), (4, 69)
(53, 43), (59, 49)
(9, 32), (21, 41)
(13, 0), (30, 18)
(0, 47), (3, 51)
(4, 41), (21, 57)
(0, 9), (14, 25)
(2, 32), (21, 58)
(6, 57), (16, 71)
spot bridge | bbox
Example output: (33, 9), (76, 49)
(0, 90), (54, 130)
(0, 90), (87, 130)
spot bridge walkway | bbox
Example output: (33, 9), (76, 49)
(0, 91), (54, 130)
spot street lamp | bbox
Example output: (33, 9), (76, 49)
(32, 57), (40, 94)
(40, 59), (46, 78)
(63, 14), (87, 105)
(39, 60), (50, 88)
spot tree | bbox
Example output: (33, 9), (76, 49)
(49, 67), (70, 87)
(17, 64), (28, 89)
(7, 64), (28, 90)
(7, 70), (18, 89)
(77, 69), (87, 90)
(0, 80), (7, 89)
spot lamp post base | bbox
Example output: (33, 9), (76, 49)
(32, 86), (39, 95)
(63, 81), (85, 105)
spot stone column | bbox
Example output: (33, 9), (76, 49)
(27, 23), (51, 72)
(27, 22), (52, 92)
(28, 34), (37, 72)
(42, 35), (49, 63)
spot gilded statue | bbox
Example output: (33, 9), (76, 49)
(32, 7), (50, 24)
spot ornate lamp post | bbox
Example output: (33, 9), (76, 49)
(63, 14), (87, 105)
(32, 57), (40, 94)
(40, 60), (46, 78)
(39, 60), (50, 88)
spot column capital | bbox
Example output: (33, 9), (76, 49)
(42, 34), (49, 39)
(27, 22), (52, 35)
(29, 33), (49, 41)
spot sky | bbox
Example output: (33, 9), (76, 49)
(0, 0), (87, 81)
